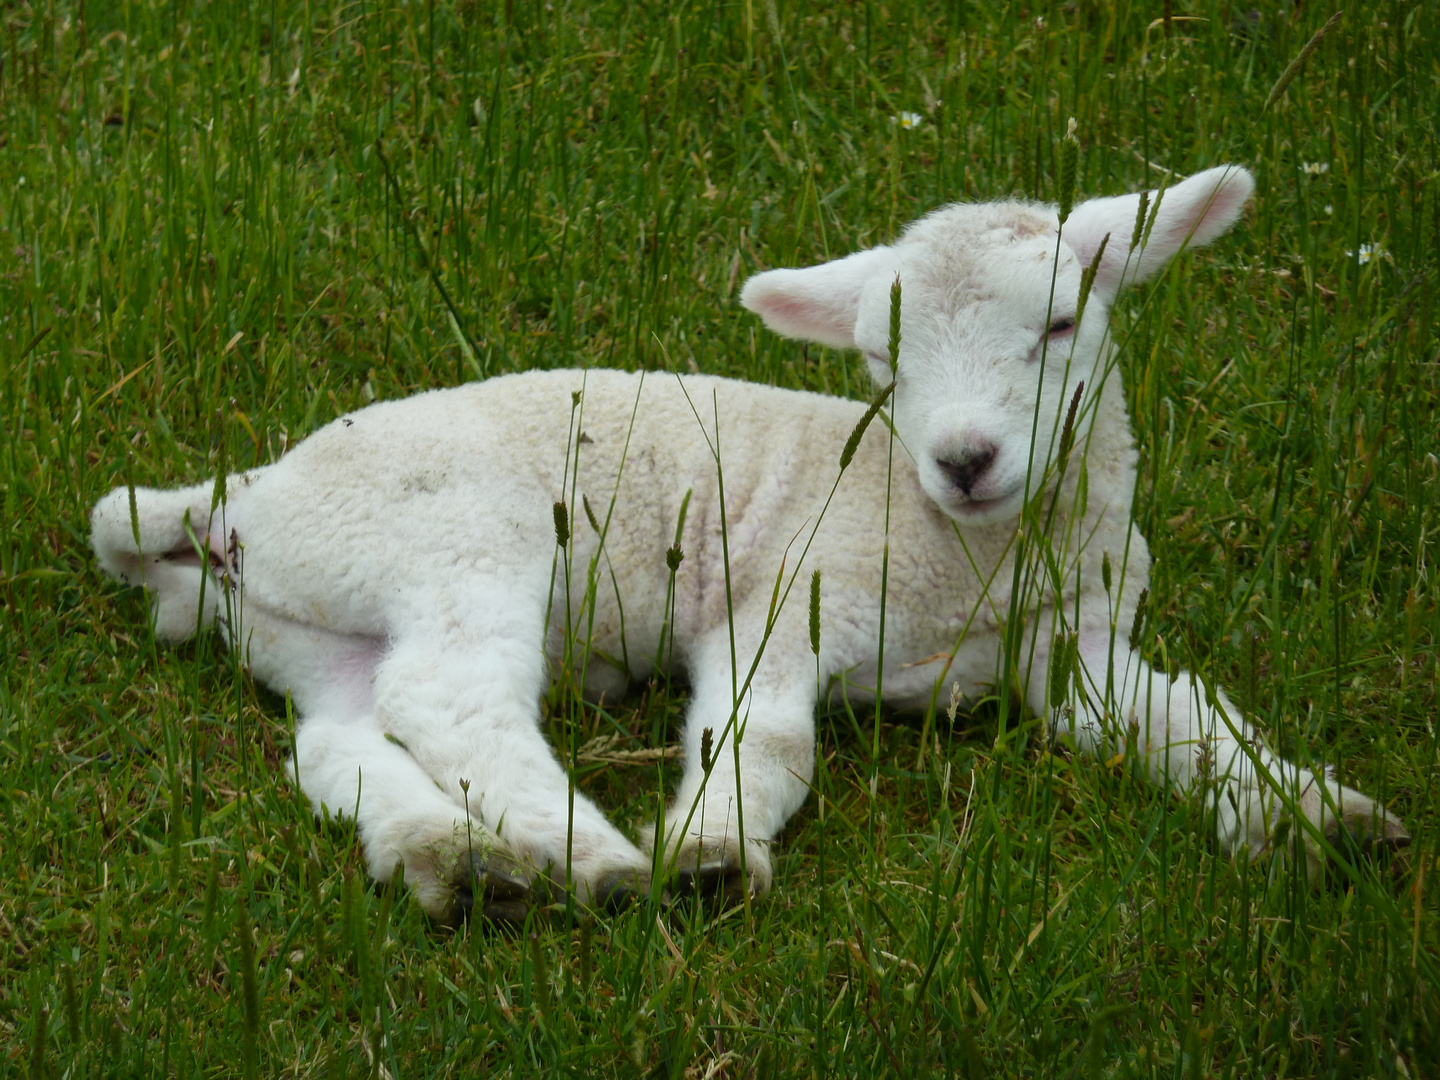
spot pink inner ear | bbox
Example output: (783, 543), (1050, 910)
(1185, 177), (1253, 244)
(760, 293), (846, 331)
(1063, 168), (1253, 291)
(743, 282), (858, 347)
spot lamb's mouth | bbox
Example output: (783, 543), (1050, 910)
(947, 488), (1022, 521)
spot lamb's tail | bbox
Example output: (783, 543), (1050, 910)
(91, 481), (229, 641)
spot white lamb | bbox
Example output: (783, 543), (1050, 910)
(91, 166), (1407, 923)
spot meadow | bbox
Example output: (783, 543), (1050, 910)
(2, 0), (1437, 1075)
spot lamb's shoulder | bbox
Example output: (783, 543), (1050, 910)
(585, 373), (884, 621)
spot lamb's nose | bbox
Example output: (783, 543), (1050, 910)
(936, 445), (997, 496)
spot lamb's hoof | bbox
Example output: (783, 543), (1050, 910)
(451, 854), (532, 925)
(669, 859), (752, 909)
(1324, 812), (1412, 885)
(591, 869), (651, 915)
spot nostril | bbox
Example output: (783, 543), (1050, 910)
(936, 445), (997, 496)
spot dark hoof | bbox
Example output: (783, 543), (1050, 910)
(669, 860), (750, 909)
(450, 855), (532, 925)
(592, 869), (650, 915)
(1324, 814), (1412, 886)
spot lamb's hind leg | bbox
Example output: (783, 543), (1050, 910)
(293, 713), (531, 924)
(246, 607), (529, 924)
(1039, 631), (1410, 877)
(377, 583), (652, 913)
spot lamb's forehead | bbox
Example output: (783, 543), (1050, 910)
(890, 200), (1077, 310)
(902, 198), (1057, 247)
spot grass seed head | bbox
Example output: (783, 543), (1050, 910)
(210, 407), (230, 512)
(1076, 232), (1109, 325)
(1141, 178), (1168, 252)
(553, 501), (570, 548)
(809, 569), (822, 656)
(1130, 191), (1150, 254)
(1058, 117), (1079, 223)
(1056, 381), (1085, 473)
(1049, 632), (1078, 711)
(126, 452), (142, 553)
(1264, 11), (1344, 113)
(887, 274), (902, 374)
(1017, 126), (1038, 199)
(1129, 588), (1149, 651)
(840, 381), (895, 470)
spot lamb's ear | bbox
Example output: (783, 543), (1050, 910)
(740, 245), (898, 348)
(1063, 165), (1254, 293)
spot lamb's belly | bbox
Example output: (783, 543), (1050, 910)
(833, 630), (1005, 714)
(546, 571), (670, 697)
(232, 599), (385, 718)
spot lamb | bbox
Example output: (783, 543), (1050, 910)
(91, 166), (1407, 924)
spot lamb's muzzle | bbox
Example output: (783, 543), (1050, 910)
(935, 444), (998, 497)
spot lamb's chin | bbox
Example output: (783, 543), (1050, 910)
(935, 489), (1024, 526)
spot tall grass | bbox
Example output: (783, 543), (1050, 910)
(2, 1), (1436, 1076)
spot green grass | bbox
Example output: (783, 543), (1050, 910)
(3, 0), (1438, 1075)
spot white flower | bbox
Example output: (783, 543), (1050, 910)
(891, 111), (924, 130)
(1324, 205), (1333, 215)
(1301, 161), (1330, 175)
(1348, 243), (1384, 265)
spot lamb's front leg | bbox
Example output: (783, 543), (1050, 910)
(1036, 630), (1409, 873)
(651, 627), (818, 904)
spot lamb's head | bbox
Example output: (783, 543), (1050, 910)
(741, 166), (1254, 523)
